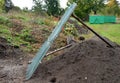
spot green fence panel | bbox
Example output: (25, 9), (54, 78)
(89, 15), (116, 24)
(89, 16), (104, 24)
(104, 16), (116, 23)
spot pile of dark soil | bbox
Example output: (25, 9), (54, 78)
(28, 38), (120, 83)
(0, 36), (120, 83)
(0, 37), (28, 83)
(0, 37), (22, 59)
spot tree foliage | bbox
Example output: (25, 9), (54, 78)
(105, 0), (120, 16)
(0, 0), (4, 12)
(44, 0), (59, 16)
(32, 0), (64, 16)
(90, 0), (105, 15)
(68, 0), (105, 20)
(32, 0), (44, 13)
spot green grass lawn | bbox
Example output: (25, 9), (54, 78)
(86, 23), (120, 44)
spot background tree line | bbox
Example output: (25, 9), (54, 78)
(32, 0), (64, 16)
(0, 0), (120, 20)
(68, 0), (120, 20)
(32, 0), (120, 20)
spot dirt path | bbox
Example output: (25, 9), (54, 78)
(0, 59), (25, 83)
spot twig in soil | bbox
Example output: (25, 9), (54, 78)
(45, 44), (72, 56)
(28, 44), (73, 64)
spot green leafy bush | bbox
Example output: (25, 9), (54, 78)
(0, 16), (12, 27)
(20, 28), (36, 43)
(64, 23), (79, 37)
(0, 16), (9, 24)
(0, 0), (4, 12)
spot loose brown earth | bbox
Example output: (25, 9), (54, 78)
(0, 37), (120, 83)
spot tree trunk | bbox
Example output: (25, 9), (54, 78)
(94, 11), (97, 15)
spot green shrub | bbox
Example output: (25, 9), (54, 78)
(0, 16), (9, 24)
(64, 23), (79, 37)
(0, 16), (12, 27)
(20, 28), (36, 43)
(37, 19), (45, 25)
